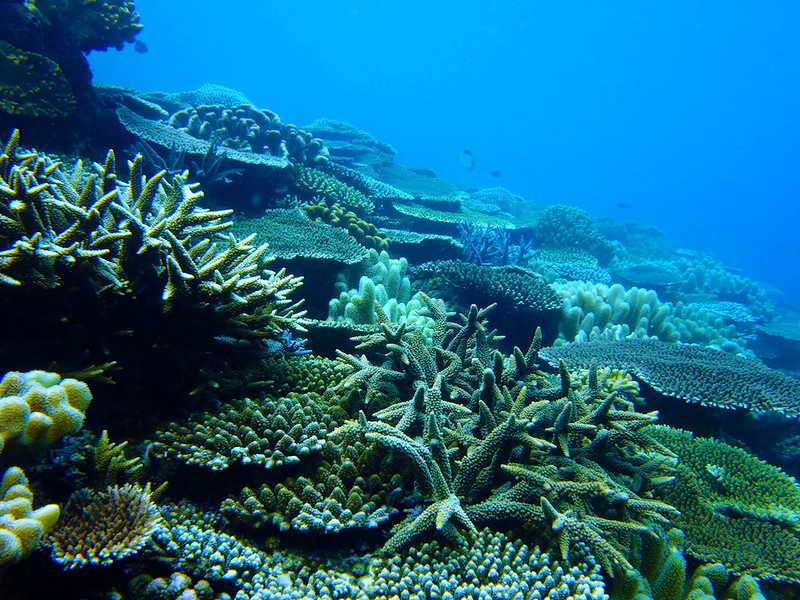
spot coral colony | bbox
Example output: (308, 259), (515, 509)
(0, 2), (798, 599)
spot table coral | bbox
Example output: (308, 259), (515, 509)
(540, 339), (800, 417)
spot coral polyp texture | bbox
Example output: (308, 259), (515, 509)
(645, 426), (800, 584)
(0, 466), (60, 566)
(48, 483), (163, 569)
(0, 370), (92, 453)
(540, 339), (800, 417)
(151, 393), (329, 471)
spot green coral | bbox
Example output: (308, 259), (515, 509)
(532, 204), (615, 264)
(0, 130), (305, 338)
(541, 339), (800, 418)
(221, 436), (406, 534)
(328, 249), (438, 342)
(0, 466), (60, 566)
(296, 165), (374, 215)
(553, 281), (749, 354)
(0, 370), (92, 454)
(151, 393), (330, 472)
(332, 297), (677, 575)
(0, 41), (76, 118)
(646, 425), (800, 584)
(230, 208), (369, 264)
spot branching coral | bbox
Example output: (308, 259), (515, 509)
(553, 281), (750, 354)
(0, 466), (60, 565)
(541, 339), (800, 418)
(645, 425), (800, 584)
(221, 435), (407, 534)
(168, 104), (328, 167)
(151, 393), (330, 472)
(0, 130), (305, 339)
(331, 296), (677, 575)
(0, 370), (91, 453)
(48, 482), (163, 569)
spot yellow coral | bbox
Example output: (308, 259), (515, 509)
(0, 370), (92, 453)
(0, 466), (60, 565)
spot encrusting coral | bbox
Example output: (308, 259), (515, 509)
(48, 482), (163, 569)
(644, 425), (800, 584)
(541, 338), (800, 418)
(0, 465), (60, 566)
(0, 369), (92, 454)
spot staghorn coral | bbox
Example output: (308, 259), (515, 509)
(0, 41), (76, 118)
(644, 426), (800, 584)
(221, 436), (407, 534)
(332, 298), (677, 574)
(553, 281), (750, 354)
(0, 369), (91, 454)
(540, 339), (800, 418)
(49, 482), (163, 569)
(0, 130), (305, 339)
(230, 208), (369, 265)
(411, 260), (562, 342)
(151, 393), (329, 472)
(295, 165), (374, 215)
(0, 466), (60, 566)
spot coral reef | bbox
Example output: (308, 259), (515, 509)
(540, 339), (800, 417)
(328, 249), (437, 340)
(553, 281), (750, 354)
(0, 465), (60, 565)
(529, 248), (612, 284)
(303, 200), (388, 249)
(222, 436), (406, 534)
(532, 204), (616, 264)
(151, 393), (330, 472)
(295, 164), (374, 214)
(645, 426), (800, 584)
(49, 482), (162, 569)
(0, 41), (76, 118)
(0, 370), (91, 453)
(230, 208), (369, 265)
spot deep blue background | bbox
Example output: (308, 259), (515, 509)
(91, 1), (800, 303)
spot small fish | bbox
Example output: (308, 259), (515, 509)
(489, 169), (502, 178)
(459, 148), (476, 171)
(133, 40), (149, 54)
(615, 201), (632, 210)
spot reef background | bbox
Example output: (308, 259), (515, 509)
(91, 0), (800, 304)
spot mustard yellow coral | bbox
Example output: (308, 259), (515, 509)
(0, 370), (92, 453)
(0, 466), (60, 565)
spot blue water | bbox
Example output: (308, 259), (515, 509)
(91, 0), (800, 303)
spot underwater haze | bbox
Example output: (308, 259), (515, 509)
(5, 1), (800, 598)
(91, 0), (800, 302)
